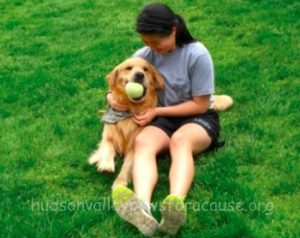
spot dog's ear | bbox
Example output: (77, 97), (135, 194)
(106, 67), (119, 89)
(152, 68), (165, 90)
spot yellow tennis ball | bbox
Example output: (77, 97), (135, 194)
(125, 82), (144, 98)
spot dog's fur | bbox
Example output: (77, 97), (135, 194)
(88, 57), (233, 188)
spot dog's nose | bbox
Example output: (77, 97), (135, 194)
(134, 72), (144, 84)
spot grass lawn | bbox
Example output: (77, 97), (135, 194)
(0, 0), (299, 237)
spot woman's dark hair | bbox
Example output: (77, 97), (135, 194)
(136, 3), (196, 47)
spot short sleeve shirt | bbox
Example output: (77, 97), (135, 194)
(133, 42), (215, 106)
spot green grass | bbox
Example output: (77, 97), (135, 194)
(0, 0), (299, 237)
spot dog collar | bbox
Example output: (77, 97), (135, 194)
(101, 107), (133, 124)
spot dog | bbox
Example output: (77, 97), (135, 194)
(89, 57), (165, 188)
(88, 57), (233, 189)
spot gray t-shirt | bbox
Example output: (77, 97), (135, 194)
(133, 42), (215, 107)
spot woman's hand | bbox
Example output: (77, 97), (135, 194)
(106, 92), (129, 111)
(133, 108), (157, 126)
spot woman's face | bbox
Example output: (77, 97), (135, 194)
(140, 27), (176, 55)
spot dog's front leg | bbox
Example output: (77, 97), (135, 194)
(112, 151), (134, 189)
(88, 140), (116, 173)
(97, 141), (116, 173)
(89, 139), (116, 172)
(88, 127), (116, 173)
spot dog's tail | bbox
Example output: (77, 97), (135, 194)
(210, 95), (233, 112)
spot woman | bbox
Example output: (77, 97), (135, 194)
(108, 3), (221, 236)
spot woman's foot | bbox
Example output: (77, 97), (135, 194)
(159, 194), (187, 235)
(112, 186), (159, 237)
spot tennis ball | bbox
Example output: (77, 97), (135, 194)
(125, 82), (144, 98)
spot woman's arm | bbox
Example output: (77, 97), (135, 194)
(156, 95), (210, 117)
(134, 95), (210, 126)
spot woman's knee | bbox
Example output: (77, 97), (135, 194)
(170, 131), (190, 151)
(134, 131), (152, 150)
(134, 126), (170, 153)
(171, 125), (212, 154)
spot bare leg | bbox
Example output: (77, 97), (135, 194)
(112, 126), (169, 236)
(133, 126), (170, 204)
(169, 124), (211, 197)
(159, 124), (212, 235)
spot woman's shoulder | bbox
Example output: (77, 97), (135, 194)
(182, 42), (213, 69)
(183, 42), (210, 57)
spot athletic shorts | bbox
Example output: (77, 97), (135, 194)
(149, 109), (224, 150)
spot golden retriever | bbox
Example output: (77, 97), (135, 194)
(88, 57), (233, 189)
(88, 57), (165, 188)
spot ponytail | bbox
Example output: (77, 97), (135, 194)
(174, 14), (196, 47)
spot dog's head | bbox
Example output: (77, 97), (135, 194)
(107, 57), (165, 107)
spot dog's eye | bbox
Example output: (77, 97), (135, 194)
(125, 66), (132, 71)
(143, 67), (148, 72)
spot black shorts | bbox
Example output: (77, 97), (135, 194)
(149, 109), (223, 150)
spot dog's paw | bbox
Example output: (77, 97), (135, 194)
(97, 158), (115, 173)
(88, 152), (101, 165)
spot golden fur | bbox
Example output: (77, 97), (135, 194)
(88, 57), (233, 188)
